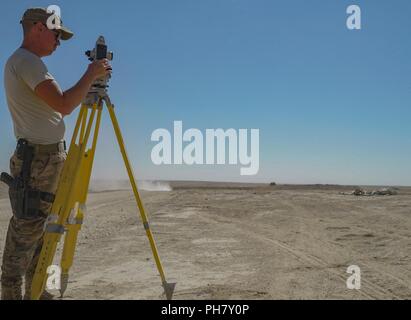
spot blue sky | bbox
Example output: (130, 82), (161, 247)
(0, 0), (410, 185)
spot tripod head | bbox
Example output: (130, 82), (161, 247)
(84, 36), (113, 102)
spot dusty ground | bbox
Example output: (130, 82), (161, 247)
(0, 182), (410, 300)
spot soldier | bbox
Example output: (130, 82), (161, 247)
(1, 7), (112, 300)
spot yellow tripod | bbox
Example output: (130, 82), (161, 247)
(30, 84), (175, 300)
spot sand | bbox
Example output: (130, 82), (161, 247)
(0, 182), (410, 300)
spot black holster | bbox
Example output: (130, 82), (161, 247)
(0, 139), (55, 220)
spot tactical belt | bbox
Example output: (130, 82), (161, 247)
(27, 140), (66, 154)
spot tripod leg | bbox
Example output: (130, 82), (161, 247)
(59, 104), (103, 297)
(105, 100), (175, 300)
(31, 103), (99, 300)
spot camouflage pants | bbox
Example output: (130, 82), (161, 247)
(1, 149), (66, 299)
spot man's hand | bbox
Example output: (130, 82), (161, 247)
(86, 59), (112, 80)
(35, 59), (113, 115)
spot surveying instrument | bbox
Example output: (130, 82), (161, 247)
(30, 36), (175, 300)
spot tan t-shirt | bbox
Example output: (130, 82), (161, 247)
(4, 48), (65, 144)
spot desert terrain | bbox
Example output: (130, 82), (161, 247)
(0, 181), (410, 300)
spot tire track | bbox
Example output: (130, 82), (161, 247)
(197, 210), (404, 300)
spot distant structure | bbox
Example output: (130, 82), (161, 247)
(342, 187), (398, 196)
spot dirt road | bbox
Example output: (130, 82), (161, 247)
(0, 182), (410, 299)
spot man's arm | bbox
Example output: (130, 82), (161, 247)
(35, 59), (112, 115)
